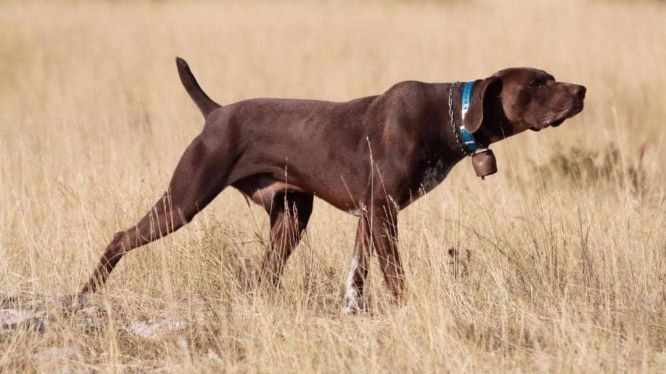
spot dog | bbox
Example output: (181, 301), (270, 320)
(79, 57), (585, 314)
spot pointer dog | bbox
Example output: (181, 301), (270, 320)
(80, 58), (585, 313)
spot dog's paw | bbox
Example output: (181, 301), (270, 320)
(341, 304), (362, 316)
(341, 289), (365, 316)
(447, 247), (471, 278)
(57, 293), (89, 314)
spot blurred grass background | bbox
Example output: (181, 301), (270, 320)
(0, 0), (664, 372)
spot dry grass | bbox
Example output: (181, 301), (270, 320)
(1, 0), (665, 372)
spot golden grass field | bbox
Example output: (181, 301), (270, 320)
(1, 0), (665, 372)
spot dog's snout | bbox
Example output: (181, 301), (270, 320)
(574, 85), (586, 99)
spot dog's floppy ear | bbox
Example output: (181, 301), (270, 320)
(464, 77), (501, 133)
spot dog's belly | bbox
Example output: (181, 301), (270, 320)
(233, 174), (306, 209)
(251, 181), (305, 204)
(233, 172), (368, 214)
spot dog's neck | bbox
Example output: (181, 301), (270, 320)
(477, 108), (513, 146)
(426, 82), (510, 164)
(442, 82), (486, 158)
(474, 89), (517, 146)
(434, 82), (511, 178)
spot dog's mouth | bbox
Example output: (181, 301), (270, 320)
(549, 118), (566, 127)
(564, 100), (584, 118)
(547, 101), (585, 128)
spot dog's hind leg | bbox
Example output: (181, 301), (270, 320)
(80, 134), (233, 294)
(259, 191), (314, 285)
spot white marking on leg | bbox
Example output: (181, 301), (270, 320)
(346, 204), (366, 217)
(346, 208), (362, 217)
(342, 255), (364, 315)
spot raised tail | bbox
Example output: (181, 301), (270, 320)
(175, 57), (221, 118)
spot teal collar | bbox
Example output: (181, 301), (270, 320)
(459, 81), (480, 154)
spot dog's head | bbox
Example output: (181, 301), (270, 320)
(464, 67), (586, 144)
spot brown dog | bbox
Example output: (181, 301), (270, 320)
(80, 58), (585, 313)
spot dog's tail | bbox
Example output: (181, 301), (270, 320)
(176, 57), (221, 118)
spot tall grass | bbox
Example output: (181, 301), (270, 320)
(0, 0), (664, 372)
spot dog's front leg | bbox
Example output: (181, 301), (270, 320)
(341, 201), (404, 314)
(371, 202), (404, 304)
(342, 213), (372, 315)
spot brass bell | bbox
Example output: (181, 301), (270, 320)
(472, 149), (498, 179)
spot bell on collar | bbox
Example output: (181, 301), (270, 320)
(472, 149), (497, 179)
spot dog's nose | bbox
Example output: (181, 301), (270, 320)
(574, 85), (586, 99)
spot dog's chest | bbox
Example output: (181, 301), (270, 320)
(420, 159), (452, 193)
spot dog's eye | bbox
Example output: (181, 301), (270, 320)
(530, 78), (547, 87)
